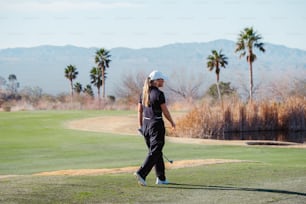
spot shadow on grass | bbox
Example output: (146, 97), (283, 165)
(149, 183), (306, 197)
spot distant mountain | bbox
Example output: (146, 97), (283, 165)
(0, 40), (306, 96)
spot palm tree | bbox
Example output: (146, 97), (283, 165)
(90, 66), (102, 100)
(64, 65), (78, 98)
(206, 50), (228, 101)
(95, 48), (111, 98)
(235, 27), (265, 101)
(73, 82), (82, 95)
(83, 84), (94, 98)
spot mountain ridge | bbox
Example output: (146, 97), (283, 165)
(0, 39), (305, 96)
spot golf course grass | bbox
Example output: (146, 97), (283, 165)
(0, 110), (305, 204)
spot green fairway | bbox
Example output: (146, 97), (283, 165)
(0, 111), (305, 203)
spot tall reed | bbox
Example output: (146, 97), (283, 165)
(172, 96), (306, 138)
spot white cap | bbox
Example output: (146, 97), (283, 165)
(148, 70), (168, 81)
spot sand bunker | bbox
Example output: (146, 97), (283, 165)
(34, 159), (246, 176)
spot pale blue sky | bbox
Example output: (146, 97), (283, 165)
(0, 0), (305, 50)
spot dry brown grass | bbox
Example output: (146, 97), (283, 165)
(172, 96), (306, 138)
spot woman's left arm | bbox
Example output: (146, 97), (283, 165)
(138, 103), (143, 129)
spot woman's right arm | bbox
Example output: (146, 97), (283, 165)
(161, 103), (175, 129)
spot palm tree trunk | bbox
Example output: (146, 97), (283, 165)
(70, 80), (73, 103)
(216, 73), (224, 110)
(249, 60), (253, 102)
(102, 67), (105, 98)
(216, 74), (221, 101)
(98, 87), (101, 103)
(70, 80), (73, 97)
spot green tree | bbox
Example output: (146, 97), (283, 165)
(207, 81), (237, 99)
(90, 66), (102, 99)
(95, 48), (111, 98)
(235, 27), (265, 102)
(206, 50), (228, 101)
(64, 65), (78, 98)
(73, 82), (83, 95)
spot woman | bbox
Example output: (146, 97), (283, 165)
(134, 70), (176, 186)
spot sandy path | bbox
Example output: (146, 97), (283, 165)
(33, 159), (248, 176)
(66, 115), (138, 135)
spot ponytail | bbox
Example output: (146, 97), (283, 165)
(142, 77), (151, 107)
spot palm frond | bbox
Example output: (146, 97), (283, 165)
(64, 64), (78, 80)
(206, 50), (228, 73)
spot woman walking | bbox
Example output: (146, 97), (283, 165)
(134, 70), (176, 186)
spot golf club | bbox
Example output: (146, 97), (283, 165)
(163, 154), (173, 164)
(138, 128), (173, 164)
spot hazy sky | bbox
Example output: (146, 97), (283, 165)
(0, 0), (305, 50)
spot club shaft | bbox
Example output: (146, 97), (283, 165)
(163, 154), (172, 163)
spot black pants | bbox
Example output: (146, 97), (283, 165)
(137, 119), (166, 181)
